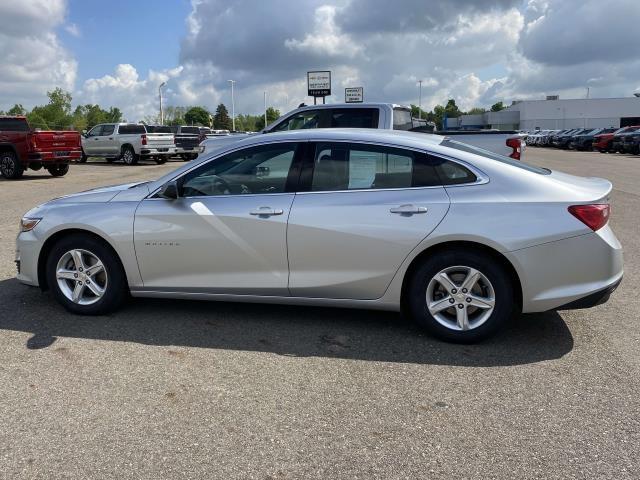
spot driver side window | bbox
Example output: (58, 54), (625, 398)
(272, 110), (321, 131)
(181, 143), (299, 197)
(87, 125), (103, 137)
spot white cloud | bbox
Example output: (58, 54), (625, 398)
(64, 23), (81, 37)
(0, 0), (76, 110)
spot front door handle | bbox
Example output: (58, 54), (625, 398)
(250, 206), (284, 216)
(390, 204), (428, 215)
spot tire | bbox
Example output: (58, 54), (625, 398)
(154, 156), (167, 165)
(46, 234), (128, 315)
(48, 164), (69, 177)
(0, 150), (24, 179)
(121, 146), (138, 165)
(79, 150), (88, 163)
(407, 249), (515, 343)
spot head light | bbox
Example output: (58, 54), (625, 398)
(20, 218), (41, 232)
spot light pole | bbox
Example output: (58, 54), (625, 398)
(264, 91), (267, 129)
(417, 80), (423, 120)
(159, 81), (166, 125)
(227, 79), (236, 131)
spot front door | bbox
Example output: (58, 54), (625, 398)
(134, 142), (302, 295)
(83, 125), (103, 155)
(287, 141), (450, 300)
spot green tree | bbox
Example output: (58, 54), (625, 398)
(29, 88), (73, 129)
(467, 107), (486, 115)
(255, 107), (281, 131)
(7, 104), (26, 116)
(185, 106), (211, 126)
(490, 101), (506, 112)
(213, 104), (231, 130)
(444, 99), (461, 118)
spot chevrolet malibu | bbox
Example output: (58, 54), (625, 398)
(15, 129), (623, 342)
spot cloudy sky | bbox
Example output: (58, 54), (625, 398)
(1, 0), (639, 121)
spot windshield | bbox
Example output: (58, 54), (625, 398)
(442, 139), (551, 175)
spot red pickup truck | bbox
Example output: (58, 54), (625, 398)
(0, 116), (81, 179)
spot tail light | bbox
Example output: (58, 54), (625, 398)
(31, 136), (38, 149)
(141, 134), (147, 145)
(568, 204), (610, 231)
(507, 137), (521, 160)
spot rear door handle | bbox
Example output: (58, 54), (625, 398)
(250, 206), (284, 216)
(390, 204), (428, 215)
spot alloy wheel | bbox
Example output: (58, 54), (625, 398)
(56, 249), (108, 305)
(425, 266), (495, 331)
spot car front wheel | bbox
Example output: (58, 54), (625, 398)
(407, 250), (515, 343)
(46, 234), (128, 315)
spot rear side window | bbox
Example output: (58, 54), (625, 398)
(118, 124), (145, 134)
(0, 118), (29, 132)
(310, 142), (420, 191)
(181, 127), (200, 134)
(429, 155), (477, 185)
(101, 124), (115, 136)
(330, 108), (379, 128)
(392, 108), (413, 131)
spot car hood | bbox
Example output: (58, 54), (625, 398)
(46, 181), (149, 204)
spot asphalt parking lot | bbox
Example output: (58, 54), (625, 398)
(0, 150), (638, 479)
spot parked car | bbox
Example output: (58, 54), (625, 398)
(569, 128), (616, 151)
(201, 103), (526, 160)
(552, 129), (587, 148)
(81, 123), (175, 165)
(622, 130), (640, 155)
(593, 126), (640, 153)
(0, 116), (81, 179)
(169, 125), (202, 161)
(611, 126), (640, 153)
(16, 129), (622, 343)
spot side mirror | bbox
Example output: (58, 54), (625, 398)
(159, 180), (179, 199)
(82, 130), (87, 137)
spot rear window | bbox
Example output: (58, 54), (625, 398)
(118, 124), (146, 134)
(146, 125), (172, 133)
(181, 127), (200, 135)
(392, 108), (413, 131)
(330, 108), (379, 128)
(0, 118), (29, 132)
(442, 139), (551, 175)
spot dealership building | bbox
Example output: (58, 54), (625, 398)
(448, 96), (640, 131)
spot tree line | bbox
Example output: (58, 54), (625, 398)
(1, 87), (507, 132)
(0, 88), (281, 132)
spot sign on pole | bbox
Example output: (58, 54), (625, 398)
(345, 87), (364, 103)
(307, 71), (331, 97)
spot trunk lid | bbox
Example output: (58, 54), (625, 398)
(548, 170), (612, 203)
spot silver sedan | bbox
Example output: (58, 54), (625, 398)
(15, 129), (623, 342)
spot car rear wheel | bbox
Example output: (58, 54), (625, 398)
(121, 146), (138, 165)
(48, 164), (69, 177)
(407, 250), (515, 343)
(79, 150), (88, 163)
(0, 150), (24, 179)
(154, 156), (168, 164)
(46, 234), (128, 315)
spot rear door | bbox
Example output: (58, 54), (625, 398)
(99, 124), (118, 155)
(287, 141), (450, 300)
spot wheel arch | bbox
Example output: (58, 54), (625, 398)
(399, 240), (523, 315)
(0, 143), (19, 157)
(37, 228), (128, 291)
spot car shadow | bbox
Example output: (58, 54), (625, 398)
(0, 278), (573, 367)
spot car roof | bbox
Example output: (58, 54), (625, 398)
(215, 128), (445, 150)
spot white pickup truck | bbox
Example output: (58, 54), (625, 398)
(201, 103), (524, 159)
(80, 123), (176, 165)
